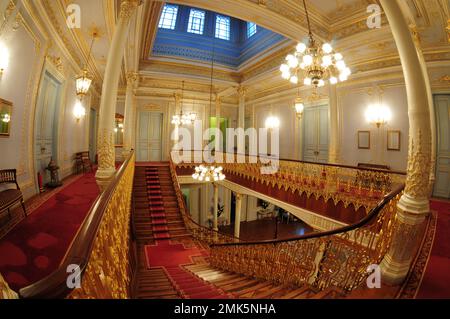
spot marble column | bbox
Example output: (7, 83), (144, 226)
(213, 183), (219, 231)
(234, 193), (242, 238)
(172, 93), (181, 149)
(123, 71), (138, 157)
(95, 0), (141, 190)
(238, 86), (246, 129)
(328, 85), (339, 163)
(379, 0), (432, 285)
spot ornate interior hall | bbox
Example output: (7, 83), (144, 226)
(0, 0), (450, 301)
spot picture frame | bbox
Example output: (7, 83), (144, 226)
(387, 130), (401, 151)
(0, 98), (13, 137)
(357, 131), (371, 149)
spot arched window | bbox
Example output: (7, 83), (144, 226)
(187, 9), (206, 35)
(215, 15), (231, 40)
(158, 4), (179, 30)
(247, 22), (257, 38)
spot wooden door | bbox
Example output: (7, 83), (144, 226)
(35, 71), (61, 185)
(433, 95), (450, 198)
(137, 111), (163, 162)
(303, 105), (329, 163)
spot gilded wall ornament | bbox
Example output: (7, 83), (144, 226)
(98, 129), (115, 170)
(404, 130), (431, 199)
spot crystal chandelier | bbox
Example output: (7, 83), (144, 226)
(76, 34), (97, 99)
(192, 165), (225, 182)
(172, 81), (196, 126)
(280, 0), (351, 88)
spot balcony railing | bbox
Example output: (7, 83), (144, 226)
(18, 151), (136, 299)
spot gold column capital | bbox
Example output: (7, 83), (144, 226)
(126, 72), (139, 88)
(237, 86), (247, 98)
(119, 0), (141, 21)
(174, 93), (181, 104)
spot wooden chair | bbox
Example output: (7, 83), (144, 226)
(0, 169), (27, 219)
(75, 151), (94, 174)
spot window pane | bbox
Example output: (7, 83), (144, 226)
(187, 9), (206, 35)
(247, 22), (257, 38)
(158, 4), (178, 30)
(215, 15), (230, 40)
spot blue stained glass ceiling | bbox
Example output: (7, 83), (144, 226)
(152, 3), (288, 68)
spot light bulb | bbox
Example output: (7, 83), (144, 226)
(287, 57), (299, 68)
(290, 76), (298, 84)
(344, 67), (352, 76)
(304, 78), (312, 86)
(318, 79), (325, 87)
(339, 73), (348, 82)
(336, 60), (346, 71)
(322, 55), (332, 67)
(286, 54), (295, 62)
(296, 43), (307, 53)
(282, 71), (291, 80)
(330, 77), (338, 85)
(280, 64), (289, 73)
(322, 43), (333, 54)
(334, 53), (343, 61)
(303, 55), (313, 66)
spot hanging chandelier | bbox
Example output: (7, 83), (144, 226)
(192, 165), (226, 182)
(171, 81), (196, 126)
(280, 0), (351, 88)
(76, 34), (97, 99)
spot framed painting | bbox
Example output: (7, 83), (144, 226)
(387, 130), (401, 151)
(358, 131), (370, 149)
(0, 98), (12, 137)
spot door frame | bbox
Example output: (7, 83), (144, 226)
(32, 59), (66, 193)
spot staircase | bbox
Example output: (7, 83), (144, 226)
(132, 163), (346, 299)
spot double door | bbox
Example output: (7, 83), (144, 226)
(303, 105), (329, 163)
(137, 111), (163, 162)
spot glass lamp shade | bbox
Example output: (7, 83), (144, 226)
(73, 100), (86, 121)
(76, 69), (93, 97)
(365, 104), (392, 127)
(294, 99), (305, 118)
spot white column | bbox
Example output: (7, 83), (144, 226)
(123, 71), (138, 157)
(379, 0), (432, 284)
(172, 93), (181, 149)
(234, 193), (242, 238)
(328, 85), (339, 163)
(238, 86), (246, 129)
(95, 0), (141, 190)
(213, 183), (219, 231)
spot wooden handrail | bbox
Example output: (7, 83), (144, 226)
(211, 183), (404, 247)
(19, 151), (135, 299)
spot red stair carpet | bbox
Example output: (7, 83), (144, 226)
(0, 170), (99, 291)
(145, 241), (231, 299)
(416, 199), (450, 298)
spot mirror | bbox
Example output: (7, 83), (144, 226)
(114, 113), (124, 147)
(0, 98), (12, 137)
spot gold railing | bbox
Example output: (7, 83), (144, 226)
(19, 151), (136, 299)
(209, 185), (404, 292)
(0, 273), (18, 299)
(175, 151), (406, 212)
(169, 160), (242, 245)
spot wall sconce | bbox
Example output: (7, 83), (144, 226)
(294, 97), (305, 119)
(265, 116), (280, 130)
(73, 100), (86, 122)
(365, 104), (392, 128)
(0, 43), (10, 75)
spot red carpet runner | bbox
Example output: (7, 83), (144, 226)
(417, 199), (450, 298)
(142, 164), (231, 299)
(0, 171), (99, 291)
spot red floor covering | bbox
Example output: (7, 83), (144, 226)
(145, 241), (231, 299)
(0, 171), (99, 291)
(417, 199), (450, 299)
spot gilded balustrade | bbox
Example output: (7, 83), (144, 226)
(169, 161), (240, 245)
(176, 151), (405, 212)
(0, 273), (18, 299)
(69, 152), (135, 299)
(209, 188), (403, 292)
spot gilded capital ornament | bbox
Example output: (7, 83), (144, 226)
(238, 86), (247, 98)
(119, 0), (141, 21)
(98, 129), (115, 170)
(126, 72), (139, 88)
